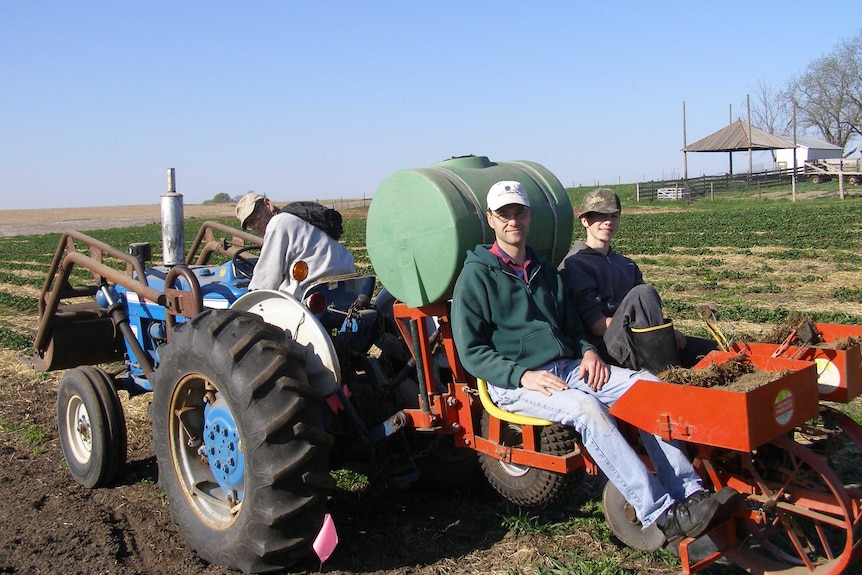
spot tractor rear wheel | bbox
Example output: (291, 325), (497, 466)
(57, 366), (127, 488)
(151, 309), (333, 574)
(478, 413), (582, 507)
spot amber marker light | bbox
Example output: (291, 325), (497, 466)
(291, 261), (309, 283)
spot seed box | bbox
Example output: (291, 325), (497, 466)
(609, 353), (818, 452)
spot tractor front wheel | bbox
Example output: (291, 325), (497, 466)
(57, 366), (127, 488)
(151, 309), (333, 574)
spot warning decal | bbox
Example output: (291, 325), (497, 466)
(773, 388), (795, 426)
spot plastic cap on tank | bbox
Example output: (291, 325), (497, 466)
(487, 181), (530, 211)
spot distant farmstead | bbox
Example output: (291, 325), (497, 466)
(773, 137), (844, 170)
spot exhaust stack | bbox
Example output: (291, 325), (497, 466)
(161, 168), (185, 266)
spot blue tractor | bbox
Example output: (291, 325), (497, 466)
(29, 196), (431, 573)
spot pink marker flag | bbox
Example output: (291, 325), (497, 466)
(313, 513), (338, 564)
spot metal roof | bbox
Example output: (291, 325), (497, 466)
(683, 120), (796, 152)
(792, 136), (843, 150)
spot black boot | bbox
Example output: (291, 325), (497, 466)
(658, 490), (720, 543)
(658, 487), (741, 543)
(630, 319), (682, 374)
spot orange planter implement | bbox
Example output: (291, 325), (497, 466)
(609, 353), (819, 452)
(733, 323), (862, 403)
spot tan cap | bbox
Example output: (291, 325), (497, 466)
(578, 188), (621, 218)
(236, 192), (264, 230)
(487, 181), (530, 212)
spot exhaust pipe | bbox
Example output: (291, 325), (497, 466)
(161, 167), (185, 266)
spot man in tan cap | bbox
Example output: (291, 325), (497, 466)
(235, 192), (354, 291)
(558, 188), (716, 371)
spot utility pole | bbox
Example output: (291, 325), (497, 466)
(683, 101), (688, 181)
(791, 98), (797, 202)
(747, 94), (753, 176)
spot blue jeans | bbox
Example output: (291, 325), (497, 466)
(487, 358), (704, 528)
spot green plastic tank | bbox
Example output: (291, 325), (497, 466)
(366, 155), (573, 307)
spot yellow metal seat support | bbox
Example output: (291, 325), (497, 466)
(475, 378), (553, 426)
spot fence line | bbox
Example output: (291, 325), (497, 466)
(316, 198), (371, 210)
(636, 169), (800, 202)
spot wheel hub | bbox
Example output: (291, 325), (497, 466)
(76, 414), (92, 448)
(201, 395), (245, 500)
(69, 398), (93, 456)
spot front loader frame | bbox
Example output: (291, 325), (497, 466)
(30, 222), (262, 374)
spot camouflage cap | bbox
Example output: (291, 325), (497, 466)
(578, 188), (621, 218)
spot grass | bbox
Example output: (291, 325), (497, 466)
(536, 552), (630, 575)
(331, 468), (371, 492)
(0, 416), (48, 454)
(0, 327), (32, 351)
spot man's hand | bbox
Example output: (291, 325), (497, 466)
(578, 349), (610, 391)
(520, 370), (568, 396)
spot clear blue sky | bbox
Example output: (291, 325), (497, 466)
(2, 2), (860, 210)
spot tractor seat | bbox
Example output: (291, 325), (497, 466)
(475, 378), (553, 426)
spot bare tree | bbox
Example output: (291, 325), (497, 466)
(842, 30), (862, 141)
(788, 29), (862, 149)
(747, 79), (792, 136)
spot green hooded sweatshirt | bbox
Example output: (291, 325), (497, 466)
(451, 244), (596, 389)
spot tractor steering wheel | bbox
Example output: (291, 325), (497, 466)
(231, 246), (260, 280)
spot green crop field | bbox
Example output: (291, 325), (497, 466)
(2, 196), (862, 354)
(2, 195), (862, 575)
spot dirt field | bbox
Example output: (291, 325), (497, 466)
(4, 201), (860, 575)
(0, 204), (238, 237)
(2, 343), (597, 575)
(0, 204), (695, 575)
(0, 202), (371, 237)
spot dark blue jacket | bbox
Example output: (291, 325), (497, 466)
(558, 240), (644, 331)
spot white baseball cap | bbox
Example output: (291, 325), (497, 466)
(486, 181), (530, 212)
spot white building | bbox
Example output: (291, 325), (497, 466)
(774, 137), (844, 169)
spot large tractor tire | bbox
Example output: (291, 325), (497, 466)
(478, 414), (582, 508)
(57, 365), (127, 488)
(151, 309), (333, 574)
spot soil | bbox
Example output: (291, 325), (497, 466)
(0, 202), (689, 574)
(0, 202), (371, 238)
(0, 346), (690, 575)
(2, 203), (856, 575)
(661, 356), (782, 392)
(0, 204), (236, 237)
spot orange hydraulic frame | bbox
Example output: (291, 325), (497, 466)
(392, 302), (595, 476)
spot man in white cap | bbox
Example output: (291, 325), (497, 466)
(235, 192), (355, 291)
(451, 181), (736, 544)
